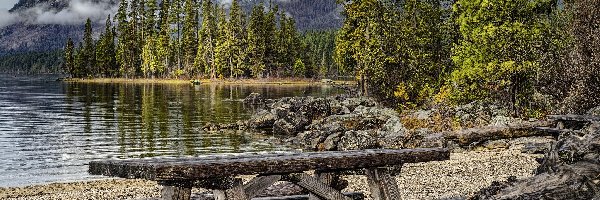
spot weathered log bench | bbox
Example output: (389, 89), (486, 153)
(535, 114), (600, 137)
(89, 148), (449, 200)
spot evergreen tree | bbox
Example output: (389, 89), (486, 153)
(229, 0), (247, 78)
(214, 6), (231, 78)
(247, 3), (266, 78)
(63, 38), (75, 77)
(196, 0), (218, 78)
(169, 0), (184, 75)
(74, 42), (85, 78)
(263, 5), (278, 77)
(182, 0), (199, 76)
(157, 0), (171, 77)
(96, 15), (117, 78)
(116, 0), (132, 77)
(144, 0), (159, 37)
(83, 18), (95, 77)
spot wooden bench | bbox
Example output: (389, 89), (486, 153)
(89, 148), (449, 200)
(535, 114), (599, 137)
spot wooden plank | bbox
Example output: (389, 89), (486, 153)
(548, 114), (600, 122)
(244, 175), (283, 198)
(160, 185), (192, 200)
(283, 173), (351, 200)
(89, 148), (449, 181)
(365, 168), (401, 200)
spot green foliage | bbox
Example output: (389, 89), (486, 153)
(302, 30), (336, 78)
(293, 58), (306, 77)
(450, 0), (554, 114)
(335, 0), (453, 106)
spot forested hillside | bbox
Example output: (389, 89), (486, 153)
(0, 0), (342, 74)
(64, 0), (340, 79)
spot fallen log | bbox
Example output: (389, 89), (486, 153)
(442, 120), (554, 146)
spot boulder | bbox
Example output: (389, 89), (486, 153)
(243, 93), (264, 105)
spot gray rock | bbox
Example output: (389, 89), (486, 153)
(338, 130), (379, 150)
(246, 110), (276, 129)
(243, 93), (264, 105)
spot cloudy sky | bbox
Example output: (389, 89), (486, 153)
(0, 0), (18, 10)
(0, 0), (119, 28)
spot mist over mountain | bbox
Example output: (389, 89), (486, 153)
(0, 0), (342, 56)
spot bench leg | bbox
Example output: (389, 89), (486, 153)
(161, 185), (191, 200)
(283, 173), (351, 200)
(213, 178), (250, 200)
(365, 167), (401, 200)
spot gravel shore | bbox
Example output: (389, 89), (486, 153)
(0, 139), (545, 200)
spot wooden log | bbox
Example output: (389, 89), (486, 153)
(547, 114), (600, 122)
(89, 148), (449, 181)
(282, 173), (351, 200)
(443, 121), (555, 146)
(365, 168), (401, 200)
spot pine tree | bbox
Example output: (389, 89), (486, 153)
(263, 5), (278, 77)
(182, 0), (199, 76)
(229, 0), (246, 78)
(107, 26), (117, 77)
(247, 3), (266, 78)
(196, 0), (217, 78)
(116, 0), (131, 77)
(74, 42), (85, 78)
(214, 6), (231, 78)
(169, 0), (184, 75)
(83, 18), (95, 77)
(157, 0), (171, 77)
(144, 0), (158, 37)
(63, 38), (75, 77)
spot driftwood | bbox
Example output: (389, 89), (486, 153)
(90, 148), (449, 200)
(471, 117), (600, 200)
(443, 120), (554, 146)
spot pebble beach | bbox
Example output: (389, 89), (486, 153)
(0, 138), (544, 200)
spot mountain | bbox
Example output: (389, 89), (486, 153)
(0, 0), (342, 55)
(9, 0), (70, 12)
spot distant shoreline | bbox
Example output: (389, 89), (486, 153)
(62, 78), (356, 86)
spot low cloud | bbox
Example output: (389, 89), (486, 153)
(0, 9), (17, 28)
(0, 0), (118, 28)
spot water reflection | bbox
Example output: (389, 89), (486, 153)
(0, 75), (341, 187)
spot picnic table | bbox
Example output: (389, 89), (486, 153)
(89, 148), (449, 200)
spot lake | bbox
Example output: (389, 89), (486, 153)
(0, 75), (342, 187)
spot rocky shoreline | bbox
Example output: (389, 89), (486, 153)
(4, 94), (597, 199)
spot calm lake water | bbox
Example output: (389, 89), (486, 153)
(0, 75), (342, 187)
